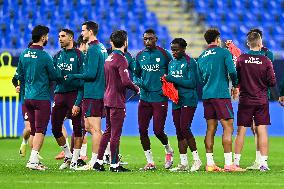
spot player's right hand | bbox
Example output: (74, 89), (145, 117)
(225, 40), (233, 47)
(15, 86), (20, 93)
(72, 105), (80, 116)
(279, 96), (284, 107)
(231, 87), (239, 100)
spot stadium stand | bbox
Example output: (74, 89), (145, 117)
(0, 0), (172, 52)
(188, 0), (284, 54)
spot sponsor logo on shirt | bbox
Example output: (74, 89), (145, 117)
(141, 64), (160, 72)
(70, 58), (74, 61)
(245, 57), (262, 64)
(58, 63), (73, 71)
(170, 70), (183, 78)
(24, 51), (37, 58)
(201, 49), (216, 58)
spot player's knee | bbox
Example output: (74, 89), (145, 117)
(52, 127), (63, 138)
(177, 134), (184, 141)
(93, 127), (102, 134)
(181, 126), (193, 138)
(110, 137), (120, 144)
(85, 125), (93, 134)
(224, 126), (234, 135)
(73, 126), (83, 138)
(139, 127), (148, 136)
(154, 130), (165, 138)
(223, 135), (232, 144)
(25, 125), (31, 133)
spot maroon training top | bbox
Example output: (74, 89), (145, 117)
(104, 50), (139, 108)
(236, 51), (276, 105)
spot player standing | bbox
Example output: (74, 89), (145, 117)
(15, 25), (59, 170)
(197, 28), (244, 172)
(51, 29), (84, 170)
(93, 30), (139, 172)
(67, 21), (108, 169)
(235, 32), (276, 171)
(134, 29), (174, 170)
(163, 38), (202, 172)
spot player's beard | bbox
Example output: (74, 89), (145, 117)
(43, 40), (48, 46)
(60, 43), (67, 48)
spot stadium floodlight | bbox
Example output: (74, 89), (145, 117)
(0, 52), (19, 138)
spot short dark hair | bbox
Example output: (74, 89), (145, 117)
(171, 38), (187, 49)
(247, 28), (263, 38)
(82, 21), (99, 36)
(60, 28), (74, 38)
(144, 29), (156, 36)
(77, 35), (87, 46)
(204, 28), (220, 44)
(110, 30), (127, 48)
(247, 32), (261, 48)
(32, 25), (49, 43)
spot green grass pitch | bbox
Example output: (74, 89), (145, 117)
(0, 136), (284, 189)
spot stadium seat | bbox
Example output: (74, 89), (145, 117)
(189, 0), (284, 54)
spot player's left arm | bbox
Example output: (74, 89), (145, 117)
(68, 49), (99, 81)
(224, 49), (238, 87)
(266, 50), (274, 63)
(74, 52), (84, 107)
(14, 54), (24, 82)
(118, 57), (139, 93)
(165, 58), (197, 89)
(133, 54), (144, 88)
(266, 59), (277, 87)
(46, 54), (62, 82)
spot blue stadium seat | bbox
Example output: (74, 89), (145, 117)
(191, 0), (284, 53)
(0, 0), (172, 51)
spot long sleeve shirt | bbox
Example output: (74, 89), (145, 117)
(68, 40), (108, 99)
(236, 50), (276, 105)
(166, 54), (198, 109)
(134, 46), (172, 102)
(14, 45), (59, 100)
(104, 50), (139, 108)
(197, 45), (238, 99)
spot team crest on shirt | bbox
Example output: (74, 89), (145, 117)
(156, 58), (160, 62)
(140, 56), (146, 62)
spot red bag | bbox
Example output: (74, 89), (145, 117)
(161, 76), (179, 104)
(226, 41), (241, 64)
